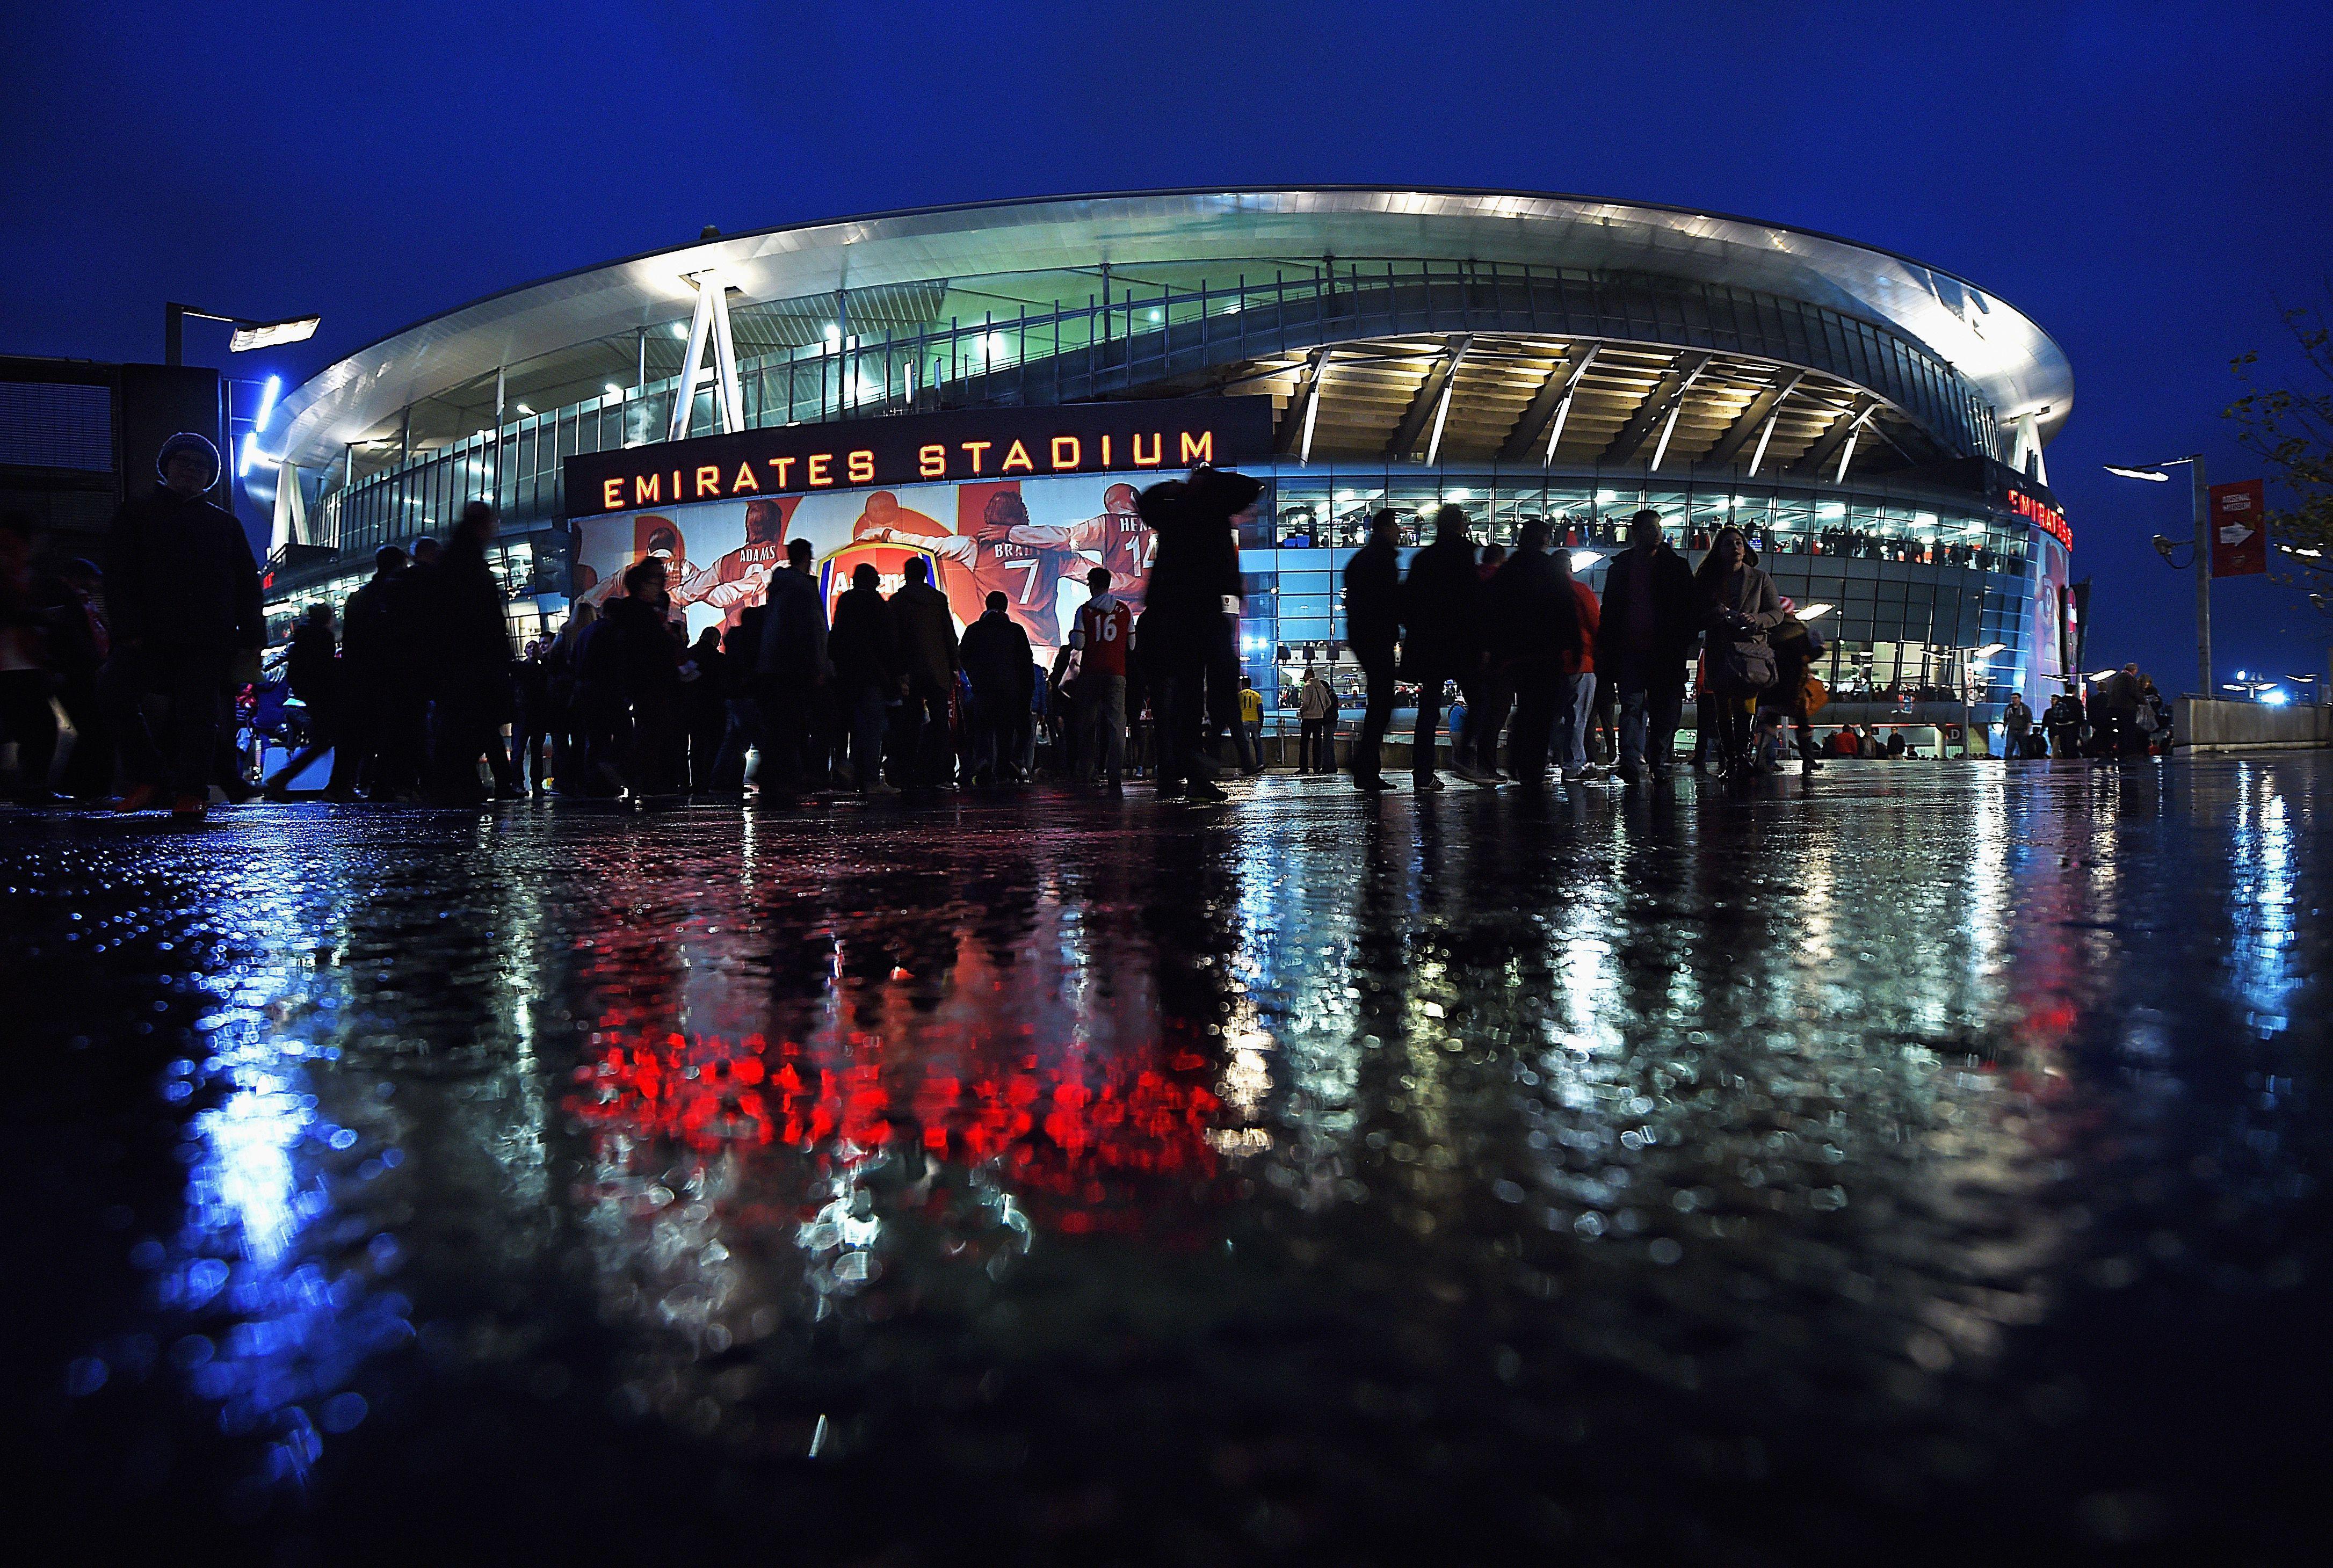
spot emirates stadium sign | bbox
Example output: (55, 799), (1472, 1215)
(566, 398), (1274, 516)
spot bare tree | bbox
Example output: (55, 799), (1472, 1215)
(2227, 289), (2333, 584)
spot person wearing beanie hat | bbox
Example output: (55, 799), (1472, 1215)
(102, 430), (263, 820)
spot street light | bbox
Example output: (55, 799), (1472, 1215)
(2104, 454), (2209, 698)
(164, 301), (321, 365)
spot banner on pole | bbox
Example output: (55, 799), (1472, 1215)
(2209, 479), (2268, 577)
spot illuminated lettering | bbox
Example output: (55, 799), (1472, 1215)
(847, 449), (874, 483)
(673, 471), (682, 501)
(603, 477), (626, 510)
(634, 472), (662, 504)
(1001, 439), (1034, 474)
(1132, 432), (1162, 467)
(772, 456), (795, 489)
(1100, 434), (1111, 466)
(962, 440), (991, 474)
(1050, 435), (1081, 469)
(732, 462), (759, 492)
(695, 465), (722, 498)
(919, 444), (946, 478)
(1179, 430), (1213, 464)
(808, 453), (832, 486)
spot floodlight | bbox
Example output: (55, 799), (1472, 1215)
(227, 314), (321, 352)
(253, 374), (282, 433)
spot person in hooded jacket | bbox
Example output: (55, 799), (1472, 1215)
(102, 433), (264, 819)
(1341, 509), (1403, 792)
(1482, 518), (1581, 789)
(1137, 466), (1260, 802)
(1693, 526), (1784, 780)
(1400, 504), (1480, 792)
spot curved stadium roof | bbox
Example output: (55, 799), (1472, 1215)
(276, 187), (2072, 476)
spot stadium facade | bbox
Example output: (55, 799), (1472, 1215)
(256, 188), (2077, 742)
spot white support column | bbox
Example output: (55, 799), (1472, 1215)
(271, 462), (306, 551)
(666, 271), (744, 442)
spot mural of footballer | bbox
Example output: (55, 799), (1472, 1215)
(860, 482), (1086, 648)
(1020, 481), (1155, 611)
(675, 497), (798, 627)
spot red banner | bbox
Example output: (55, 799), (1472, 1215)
(2210, 479), (2268, 577)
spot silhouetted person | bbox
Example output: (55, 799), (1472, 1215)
(425, 501), (519, 804)
(890, 554), (959, 790)
(2003, 692), (2033, 761)
(511, 637), (552, 794)
(0, 514), (60, 804)
(755, 536), (830, 802)
(1400, 503), (1479, 793)
(1137, 466), (1259, 802)
(707, 604), (766, 795)
(102, 433), (262, 820)
(1458, 541), (1511, 778)
(829, 561), (903, 794)
(1342, 508), (1402, 792)
(335, 545), (406, 798)
(1482, 518), (1580, 789)
(1597, 509), (1698, 783)
(960, 589), (1035, 784)
(682, 625), (728, 793)
(262, 602), (343, 798)
(34, 555), (111, 800)
(1549, 543), (1601, 782)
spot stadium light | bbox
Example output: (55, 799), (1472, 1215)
(252, 374), (282, 434)
(166, 301), (321, 364)
(2106, 453), (2210, 698)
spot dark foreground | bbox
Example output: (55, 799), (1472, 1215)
(3, 759), (2325, 1564)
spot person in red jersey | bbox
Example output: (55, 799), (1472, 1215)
(1068, 564), (1133, 787)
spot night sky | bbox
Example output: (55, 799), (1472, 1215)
(5, 1), (2328, 691)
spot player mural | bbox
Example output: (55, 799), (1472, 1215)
(577, 471), (1183, 651)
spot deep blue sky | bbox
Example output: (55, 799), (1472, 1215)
(6, 1), (2329, 690)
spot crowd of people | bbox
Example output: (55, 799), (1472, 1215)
(0, 437), (2175, 816)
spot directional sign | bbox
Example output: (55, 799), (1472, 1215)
(2209, 480), (2267, 577)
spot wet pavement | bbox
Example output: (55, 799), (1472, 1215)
(3, 757), (2326, 1564)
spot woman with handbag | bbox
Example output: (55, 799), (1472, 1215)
(1692, 528), (1784, 781)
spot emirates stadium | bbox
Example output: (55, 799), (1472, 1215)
(254, 187), (2078, 748)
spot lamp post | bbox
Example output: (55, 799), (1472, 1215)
(2104, 455), (2209, 696)
(164, 302), (321, 365)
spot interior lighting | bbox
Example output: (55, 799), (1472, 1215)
(824, 324), (842, 345)
(1569, 550), (1603, 572)
(671, 322), (689, 339)
(1445, 488), (1471, 502)
(1796, 601), (1834, 621)
(252, 374), (282, 433)
(605, 383), (624, 398)
(1597, 489), (1625, 503)
(1817, 502), (1846, 518)
(2104, 464), (2172, 482)
(515, 403), (532, 416)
